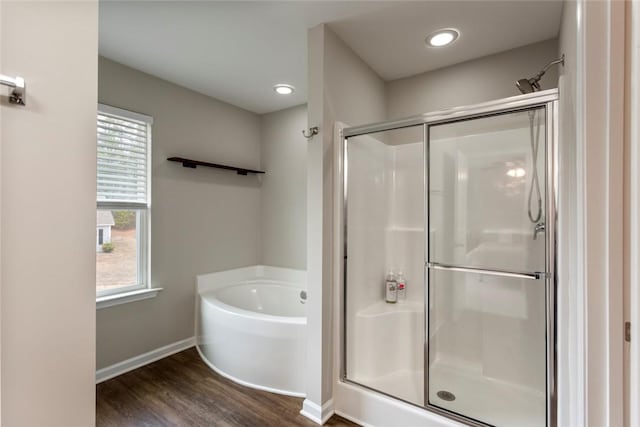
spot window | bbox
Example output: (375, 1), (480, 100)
(96, 104), (152, 298)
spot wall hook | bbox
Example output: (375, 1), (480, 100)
(302, 126), (319, 140)
(0, 74), (26, 106)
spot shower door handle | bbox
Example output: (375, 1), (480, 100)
(427, 262), (544, 281)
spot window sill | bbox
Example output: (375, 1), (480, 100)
(96, 288), (162, 310)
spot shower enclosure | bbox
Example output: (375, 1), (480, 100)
(340, 89), (557, 427)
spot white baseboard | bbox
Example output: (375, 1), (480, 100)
(300, 398), (335, 425)
(96, 336), (196, 384)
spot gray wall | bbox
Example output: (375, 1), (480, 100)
(305, 23), (387, 409)
(97, 57), (262, 369)
(260, 105), (308, 270)
(2, 2), (97, 425)
(324, 27), (387, 127)
(386, 38), (559, 119)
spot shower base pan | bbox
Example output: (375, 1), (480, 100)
(352, 362), (545, 427)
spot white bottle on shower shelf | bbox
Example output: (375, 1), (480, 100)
(396, 271), (407, 302)
(385, 270), (397, 303)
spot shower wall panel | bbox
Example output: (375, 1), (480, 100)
(345, 126), (425, 406)
(386, 141), (425, 304)
(345, 133), (391, 314)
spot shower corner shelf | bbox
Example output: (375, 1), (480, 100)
(167, 157), (265, 176)
(357, 300), (423, 318)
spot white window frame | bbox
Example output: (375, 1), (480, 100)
(96, 103), (154, 302)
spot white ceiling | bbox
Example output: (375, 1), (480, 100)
(99, 1), (563, 115)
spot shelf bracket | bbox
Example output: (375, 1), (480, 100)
(180, 160), (197, 169)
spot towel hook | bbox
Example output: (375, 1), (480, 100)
(0, 74), (26, 106)
(302, 126), (319, 140)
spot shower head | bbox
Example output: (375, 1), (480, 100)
(515, 54), (565, 94)
(516, 78), (539, 94)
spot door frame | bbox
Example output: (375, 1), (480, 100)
(626, 1), (640, 425)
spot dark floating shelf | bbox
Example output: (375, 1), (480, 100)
(167, 157), (265, 176)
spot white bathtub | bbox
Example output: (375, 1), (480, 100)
(196, 265), (307, 397)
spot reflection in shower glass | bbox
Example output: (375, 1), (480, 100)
(344, 125), (425, 406)
(427, 108), (547, 427)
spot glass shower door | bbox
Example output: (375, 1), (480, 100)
(343, 125), (425, 407)
(426, 108), (549, 427)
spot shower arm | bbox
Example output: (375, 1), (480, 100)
(532, 55), (565, 83)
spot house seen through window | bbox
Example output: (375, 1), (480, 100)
(96, 104), (152, 296)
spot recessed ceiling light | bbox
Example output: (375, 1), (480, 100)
(273, 84), (295, 95)
(426, 29), (460, 48)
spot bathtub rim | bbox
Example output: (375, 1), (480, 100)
(197, 265), (307, 294)
(200, 283), (307, 325)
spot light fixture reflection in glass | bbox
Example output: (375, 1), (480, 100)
(506, 167), (526, 178)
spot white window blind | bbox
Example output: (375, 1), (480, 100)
(97, 104), (153, 206)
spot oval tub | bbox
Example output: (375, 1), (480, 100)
(196, 266), (307, 397)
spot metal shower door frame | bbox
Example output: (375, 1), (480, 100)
(340, 89), (558, 427)
(423, 97), (558, 427)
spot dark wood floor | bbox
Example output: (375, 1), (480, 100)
(96, 348), (358, 427)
